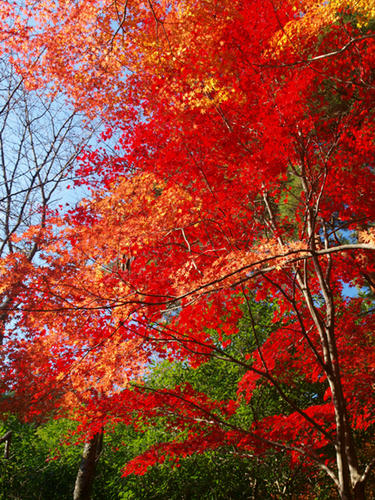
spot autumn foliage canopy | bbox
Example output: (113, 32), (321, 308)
(0, 0), (375, 498)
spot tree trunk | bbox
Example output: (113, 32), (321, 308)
(353, 483), (366, 500)
(0, 430), (12, 458)
(73, 430), (103, 500)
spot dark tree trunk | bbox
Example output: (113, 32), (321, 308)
(73, 430), (103, 500)
(353, 481), (366, 500)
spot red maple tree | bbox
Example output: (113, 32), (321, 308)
(1, 1), (375, 498)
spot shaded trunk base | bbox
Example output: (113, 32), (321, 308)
(73, 431), (103, 500)
(353, 481), (366, 500)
